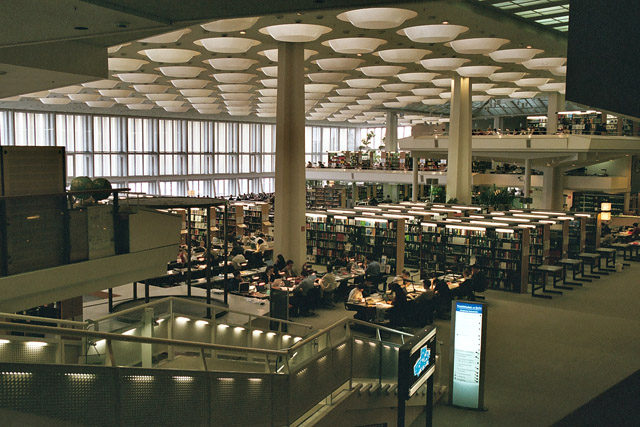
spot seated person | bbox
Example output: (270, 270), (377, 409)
(292, 270), (318, 315)
(255, 238), (268, 254)
(393, 270), (412, 288)
(231, 252), (247, 271)
(301, 262), (314, 275)
(274, 254), (286, 273)
(365, 254), (381, 278)
(262, 265), (277, 284)
(386, 282), (410, 326)
(283, 260), (297, 278)
(347, 283), (366, 304)
(601, 230), (615, 247)
(632, 223), (640, 240)
(334, 254), (348, 269)
(319, 265), (338, 307)
(177, 248), (188, 265)
(226, 270), (245, 293)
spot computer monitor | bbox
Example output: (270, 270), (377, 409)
(239, 282), (250, 293)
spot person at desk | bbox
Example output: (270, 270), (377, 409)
(283, 260), (297, 278)
(601, 228), (615, 247)
(365, 254), (383, 290)
(263, 265), (277, 284)
(301, 262), (314, 275)
(319, 265), (338, 307)
(632, 223), (640, 240)
(393, 270), (412, 287)
(292, 270), (318, 316)
(274, 254), (286, 273)
(226, 270), (245, 293)
(231, 251), (247, 271)
(386, 282), (409, 327)
(347, 283), (366, 303)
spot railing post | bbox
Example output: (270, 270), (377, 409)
(57, 333), (64, 364)
(168, 300), (175, 361)
(247, 316), (253, 362)
(141, 307), (153, 368)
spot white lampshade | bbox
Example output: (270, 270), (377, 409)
(205, 58), (258, 71)
(439, 92), (452, 99)
(139, 28), (191, 44)
(486, 87), (517, 96)
(157, 66), (207, 78)
(257, 49), (318, 62)
(260, 79), (278, 88)
(67, 93), (101, 102)
(345, 78), (384, 88)
(223, 93), (253, 100)
(315, 107), (339, 113)
(412, 88), (445, 96)
(20, 91), (51, 98)
(397, 72), (439, 83)
(348, 104), (372, 111)
(201, 17), (260, 32)
(305, 84), (337, 93)
(515, 78), (551, 87)
(357, 99), (383, 105)
(169, 79), (209, 89)
(362, 111), (382, 117)
(336, 88), (368, 96)
(398, 24), (469, 43)
(146, 93), (179, 101)
(257, 112), (276, 118)
(212, 73), (256, 84)
(156, 100), (184, 107)
(431, 78), (453, 87)
(224, 100), (252, 107)
(217, 84), (254, 92)
(328, 117), (347, 122)
(114, 97), (145, 104)
(422, 98), (448, 105)
(259, 24), (331, 42)
(257, 66), (278, 77)
(114, 73), (160, 84)
(396, 95), (423, 103)
(472, 95), (492, 102)
(321, 37), (387, 54)
(108, 58), (148, 71)
(449, 38), (509, 54)
(348, 118), (367, 123)
(127, 104), (155, 110)
(382, 83), (415, 91)
(321, 102), (348, 108)
(305, 92), (325, 100)
(86, 101), (115, 108)
(374, 48), (431, 63)
(178, 89), (212, 97)
(187, 97), (217, 104)
(193, 103), (221, 110)
(194, 37), (260, 54)
(312, 58), (364, 71)
(139, 48), (200, 63)
(48, 85), (82, 94)
(39, 97), (71, 105)
(538, 82), (566, 92)
(98, 89), (133, 97)
(509, 91), (539, 98)
(550, 66), (567, 76)
(196, 107), (221, 114)
(132, 84), (170, 94)
(329, 96), (357, 102)
(472, 83), (496, 92)
(82, 80), (119, 89)
(336, 8), (417, 29)
(258, 89), (277, 97)
(368, 92), (399, 100)
(358, 65), (405, 77)
(489, 48), (544, 63)
(421, 58), (470, 71)
(307, 72), (349, 83)
(164, 106), (190, 113)
(522, 57), (566, 70)
(456, 65), (501, 78)
(488, 72), (527, 82)
(383, 101), (408, 108)
(107, 43), (129, 54)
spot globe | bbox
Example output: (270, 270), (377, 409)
(92, 177), (112, 201)
(70, 176), (93, 200)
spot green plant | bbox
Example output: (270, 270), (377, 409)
(361, 131), (375, 151)
(447, 198), (459, 204)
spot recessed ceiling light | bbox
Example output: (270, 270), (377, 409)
(442, 21), (449, 25)
(239, 31), (246, 35)
(74, 26), (89, 31)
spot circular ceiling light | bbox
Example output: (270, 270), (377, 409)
(421, 58), (470, 71)
(383, 101), (408, 108)
(456, 65), (501, 77)
(509, 91), (539, 98)
(138, 48), (200, 63)
(373, 48), (431, 63)
(194, 37), (260, 54)
(39, 97), (71, 105)
(329, 96), (357, 103)
(157, 101), (185, 107)
(222, 93), (253, 100)
(398, 24), (469, 43)
(170, 79), (210, 89)
(305, 84), (337, 93)
(257, 112), (276, 118)
(368, 92), (399, 100)
(488, 48), (544, 63)
(178, 89), (212, 97)
(396, 95), (423, 103)
(187, 97), (217, 104)
(259, 89), (277, 96)
(521, 57), (566, 70)
(201, 17), (260, 32)
(257, 66), (278, 77)
(82, 80), (119, 89)
(259, 24), (331, 42)
(348, 104), (372, 111)
(260, 79), (278, 88)
(114, 97), (145, 104)
(157, 66), (207, 78)
(488, 72), (527, 82)
(472, 83), (496, 92)
(439, 92), (452, 99)
(224, 100), (252, 107)
(98, 89), (133, 97)
(397, 72), (439, 83)
(336, 88), (368, 96)
(127, 104), (155, 110)
(515, 78), (551, 87)
(345, 78), (385, 88)
(312, 58), (364, 71)
(321, 102), (348, 109)
(138, 28), (191, 44)
(205, 58), (258, 71)
(307, 72), (349, 83)
(448, 38), (509, 55)
(550, 66), (566, 76)
(20, 91), (50, 98)
(472, 95), (492, 102)
(108, 58), (148, 71)
(257, 49), (318, 62)
(349, 118), (367, 123)
(113, 73), (161, 84)
(132, 84), (171, 94)
(164, 106), (190, 113)
(107, 43), (130, 54)
(86, 100), (115, 108)
(306, 92), (325, 100)
(336, 8), (417, 29)
(357, 99), (383, 105)
(67, 93), (101, 102)
(383, 85), (416, 94)
(358, 65), (405, 77)
(48, 85), (83, 94)
(321, 37), (387, 54)
(212, 73), (256, 84)
(422, 98), (448, 105)
(258, 96), (277, 103)
(431, 78), (453, 87)
(538, 82), (566, 92)
(146, 93), (179, 101)
(411, 88), (445, 96)
(486, 87), (517, 95)
(217, 84), (254, 92)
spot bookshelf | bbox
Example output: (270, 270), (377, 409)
(306, 186), (347, 209)
(404, 220), (422, 268)
(573, 192), (625, 215)
(241, 202), (271, 234)
(492, 227), (529, 293)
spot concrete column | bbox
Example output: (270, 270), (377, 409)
(412, 156), (419, 202)
(352, 182), (358, 207)
(446, 75), (473, 204)
(141, 307), (154, 368)
(547, 92), (565, 134)
(524, 158), (532, 202)
(493, 116), (504, 132)
(541, 166), (565, 210)
(385, 112), (398, 152)
(275, 42), (306, 268)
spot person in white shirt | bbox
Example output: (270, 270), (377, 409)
(231, 253), (247, 271)
(347, 283), (365, 303)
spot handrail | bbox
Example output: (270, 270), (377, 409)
(349, 318), (414, 337)
(0, 312), (89, 328)
(0, 321), (288, 357)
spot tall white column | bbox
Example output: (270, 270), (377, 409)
(547, 92), (565, 134)
(274, 42), (306, 268)
(493, 116), (504, 132)
(412, 156), (419, 202)
(541, 166), (564, 210)
(524, 158), (532, 204)
(446, 75), (473, 204)
(385, 112), (398, 152)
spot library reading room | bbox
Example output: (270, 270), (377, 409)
(0, 1), (639, 426)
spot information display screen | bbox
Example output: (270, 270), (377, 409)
(450, 302), (486, 409)
(398, 326), (436, 400)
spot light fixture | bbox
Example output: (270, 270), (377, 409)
(438, 92), (452, 99)
(132, 84), (170, 93)
(336, 88), (368, 96)
(26, 341), (47, 348)
(156, 100), (184, 107)
(368, 92), (399, 100)
(357, 99), (383, 105)
(422, 98), (448, 105)
(305, 84), (337, 93)
(486, 87), (517, 96)
(200, 17), (260, 32)
(509, 91), (539, 98)
(194, 37), (260, 53)
(489, 48), (544, 63)
(259, 24), (331, 42)
(164, 106), (190, 113)
(138, 28), (191, 44)
(259, 79), (278, 88)
(373, 48), (431, 63)
(538, 82), (566, 92)
(550, 66), (567, 76)
(176, 316), (190, 323)
(601, 212), (611, 221)
(398, 24), (469, 43)
(358, 65), (405, 77)
(48, 85), (83, 94)
(258, 88), (277, 96)
(471, 83), (496, 92)
(147, 93), (179, 101)
(431, 78), (453, 87)
(522, 57), (567, 70)
(396, 95), (423, 103)
(601, 202), (612, 212)
(108, 58), (148, 71)
(179, 89), (213, 97)
(456, 65), (501, 77)
(411, 88), (445, 96)
(139, 48), (201, 63)
(382, 83), (415, 91)
(170, 79), (209, 89)
(195, 320), (209, 326)
(488, 72), (527, 82)
(221, 93), (252, 100)
(156, 66), (207, 78)
(211, 73), (256, 84)
(39, 98), (71, 105)
(127, 104), (154, 110)
(383, 101), (409, 108)
(257, 49), (318, 62)
(257, 112), (276, 118)
(217, 84), (254, 92)
(67, 93), (101, 102)
(336, 7), (417, 29)
(307, 72), (349, 83)
(312, 58), (364, 71)
(421, 58), (470, 71)
(449, 38), (510, 54)
(113, 73), (160, 84)
(82, 80), (119, 89)
(345, 78), (384, 88)
(321, 37), (387, 54)
(114, 97), (145, 104)
(515, 78), (551, 87)
(98, 89), (132, 97)
(257, 66), (278, 77)
(397, 72), (439, 83)
(204, 58), (258, 71)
